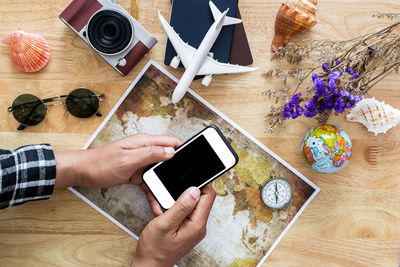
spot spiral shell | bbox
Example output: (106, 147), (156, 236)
(271, 0), (318, 52)
(346, 97), (400, 135)
(2, 28), (50, 72)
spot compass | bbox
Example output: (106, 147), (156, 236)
(261, 178), (292, 209)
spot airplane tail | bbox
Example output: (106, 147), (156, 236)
(209, 1), (242, 26)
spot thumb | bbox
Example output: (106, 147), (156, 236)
(162, 187), (201, 230)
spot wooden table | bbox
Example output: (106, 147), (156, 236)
(0, 0), (399, 266)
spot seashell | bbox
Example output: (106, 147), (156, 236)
(346, 97), (400, 136)
(2, 28), (50, 72)
(271, 0), (318, 52)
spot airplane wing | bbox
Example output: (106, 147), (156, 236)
(158, 11), (195, 69)
(196, 57), (257, 75)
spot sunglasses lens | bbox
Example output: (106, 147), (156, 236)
(65, 88), (99, 118)
(11, 94), (47, 126)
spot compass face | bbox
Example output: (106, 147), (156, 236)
(261, 178), (292, 209)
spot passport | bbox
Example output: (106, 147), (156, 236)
(164, 0), (239, 67)
(230, 8), (253, 66)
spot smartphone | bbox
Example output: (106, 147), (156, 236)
(143, 125), (238, 209)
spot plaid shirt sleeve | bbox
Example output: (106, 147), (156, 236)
(0, 144), (56, 209)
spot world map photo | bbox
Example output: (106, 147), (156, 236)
(74, 62), (318, 267)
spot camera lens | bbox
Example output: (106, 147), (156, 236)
(103, 23), (117, 37)
(87, 10), (133, 54)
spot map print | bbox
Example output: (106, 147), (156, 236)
(73, 62), (318, 267)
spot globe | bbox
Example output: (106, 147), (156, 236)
(301, 125), (352, 173)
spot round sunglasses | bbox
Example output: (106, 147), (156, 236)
(8, 88), (105, 130)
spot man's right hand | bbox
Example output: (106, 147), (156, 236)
(131, 184), (216, 267)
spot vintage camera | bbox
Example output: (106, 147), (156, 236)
(59, 0), (157, 76)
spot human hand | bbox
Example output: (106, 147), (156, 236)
(131, 184), (216, 267)
(81, 133), (182, 188)
(54, 133), (182, 203)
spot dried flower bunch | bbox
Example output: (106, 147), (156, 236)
(264, 14), (400, 132)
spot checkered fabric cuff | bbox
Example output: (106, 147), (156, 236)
(0, 144), (56, 209)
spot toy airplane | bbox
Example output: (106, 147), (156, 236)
(158, 1), (257, 103)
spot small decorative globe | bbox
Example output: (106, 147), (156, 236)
(301, 125), (352, 173)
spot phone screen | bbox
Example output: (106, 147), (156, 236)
(154, 134), (225, 200)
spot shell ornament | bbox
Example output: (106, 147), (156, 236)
(346, 97), (400, 135)
(271, 0), (318, 52)
(2, 28), (50, 72)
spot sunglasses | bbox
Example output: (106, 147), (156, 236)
(8, 88), (104, 130)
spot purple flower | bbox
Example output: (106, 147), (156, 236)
(344, 66), (360, 80)
(304, 100), (315, 110)
(322, 62), (330, 72)
(328, 70), (342, 94)
(347, 94), (362, 108)
(334, 98), (345, 113)
(281, 64), (364, 121)
(304, 106), (317, 117)
(328, 79), (338, 94)
(314, 78), (326, 96)
(291, 92), (301, 102)
(281, 104), (292, 120)
(346, 66), (355, 75)
(323, 92), (334, 108)
(312, 72), (318, 82)
(345, 100), (355, 108)
(338, 90), (349, 98)
(318, 104), (328, 112)
(282, 93), (304, 120)
(304, 110), (317, 118)
(303, 96), (318, 118)
(330, 70), (342, 80)
(292, 106), (304, 119)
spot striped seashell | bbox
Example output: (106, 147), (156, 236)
(2, 28), (50, 72)
(346, 97), (400, 135)
(271, 0), (318, 52)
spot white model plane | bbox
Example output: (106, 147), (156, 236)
(158, 1), (257, 103)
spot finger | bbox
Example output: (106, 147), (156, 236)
(187, 184), (216, 225)
(161, 187), (201, 230)
(118, 133), (182, 150)
(140, 184), (163, 216)
(129, 166), (147, 185)
(127, 145), (176, 169)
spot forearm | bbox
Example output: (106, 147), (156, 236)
(0, 144), (56, 209)
(0, 143), (98, 210)
(54, 150), (91, 189)
(131, 256), (169, 267)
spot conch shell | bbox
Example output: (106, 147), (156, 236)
(347, 97), (400, 135)
(2, 28), (50, 72)
(271, 0), (318, 52)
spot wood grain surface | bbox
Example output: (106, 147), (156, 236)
(0, 0), (399, 266)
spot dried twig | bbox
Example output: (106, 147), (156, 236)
(264, 18), (400, 133)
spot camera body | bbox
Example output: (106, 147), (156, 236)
(59, 0), (157, 76)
